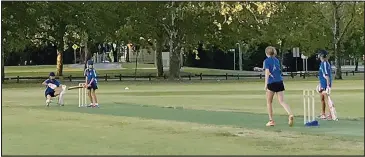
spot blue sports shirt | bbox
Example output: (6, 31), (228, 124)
(318, 61), (332, 87)
(263, 56), (283, 84)
(84, 68), (98, 85)
(44, 79), (60, 93)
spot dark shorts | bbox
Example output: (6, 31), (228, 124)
(319, 83), (331, 91)
(87, 83), (98, 90)
(267, 81), (285, 93)
(45, 92), (55, 98)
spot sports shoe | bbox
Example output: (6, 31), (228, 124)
(266, 120), (275, 126)
(46, 100), (51, 107)
(318, 114), (327, 120)
(288, 115), (294, 127)
(326, 114), (333, 120)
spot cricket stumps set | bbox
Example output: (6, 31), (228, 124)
(303, 90), (319, 127)
(78, 83), (87, 107)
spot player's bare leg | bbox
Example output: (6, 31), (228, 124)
(91, 89), (99, 107)
(277, 91), (294, 127)
(266, 90), (275, 126)
(320, 94), (326, 119)
(87, 89), (93, 106)
(46, 95), (52, 107)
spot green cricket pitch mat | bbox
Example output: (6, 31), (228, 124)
(2, 80), (364, 155)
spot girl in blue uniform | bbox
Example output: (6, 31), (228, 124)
(316, 50), (333, 120)
(84, 60), (99, 107)
(263, 46), (294, 127)
(42, 72), (66, 106)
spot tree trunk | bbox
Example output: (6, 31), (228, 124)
(74, 49), (77, 64)
(79, 47), (83, 63)
(56, 48), (64, 76)
(84, 32), (89, 62)
(333, 2), (342, 80)
(280, 39), (285, 71)
(155, 38), (164, 77)
(126, 46), (130, 62)
(355, 57), (359, 71)
(1, 50), (4, 83)
(56, 23), (66, 76)
(168, 2), (180, 80)
(169, 38), (180, 79)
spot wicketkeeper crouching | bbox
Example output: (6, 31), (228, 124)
(42, 72), (66, 106)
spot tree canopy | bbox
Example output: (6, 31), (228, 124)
(2, 2), (363, 79)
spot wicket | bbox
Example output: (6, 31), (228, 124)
(303, 90), (319, 126)
(78, 83), (87, 107)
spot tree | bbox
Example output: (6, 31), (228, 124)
(1, 2), (42, 81)
(315, 2), (359, 79)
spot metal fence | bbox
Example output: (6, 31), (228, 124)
(3, 71), (363, 83)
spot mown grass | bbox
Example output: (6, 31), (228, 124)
(2, 80), (364, 155)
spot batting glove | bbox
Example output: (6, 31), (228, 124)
(326, 86), (331, 95)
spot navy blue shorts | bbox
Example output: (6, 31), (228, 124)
(267, 81), (285, 93)
(87, 83), (98, 90)
(45, 92), (55, 98)
(319, 83), (331, 92)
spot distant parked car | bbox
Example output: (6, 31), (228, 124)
(253, 67), (263, 72)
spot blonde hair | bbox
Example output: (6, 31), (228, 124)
(265, 46), (277, 56)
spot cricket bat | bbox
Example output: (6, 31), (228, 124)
(67, 86), (84, 90)
(327, 95), (338, 121)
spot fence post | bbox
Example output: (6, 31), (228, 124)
(237, 74), (240, 80)
(352, 71), (355, 75)
(225, 73), (228, 80)
(345, 71), (348, 76)
(259, 74), (262, 79)
(16, 76), (19, 83)
(119, 74), (122, 81)
(303, 72), (306, 79)
(199, 73), (203, 80)
(291, 72), (294, 78)
(105, 74), (108, 81)
(188, 74), (191, 80)
(148, 74), (151, 81)
(69, 75), (72, 82)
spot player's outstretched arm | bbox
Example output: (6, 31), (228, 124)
(42, 79), (49, 86)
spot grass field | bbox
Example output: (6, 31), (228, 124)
(2, 77), (364, 155)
